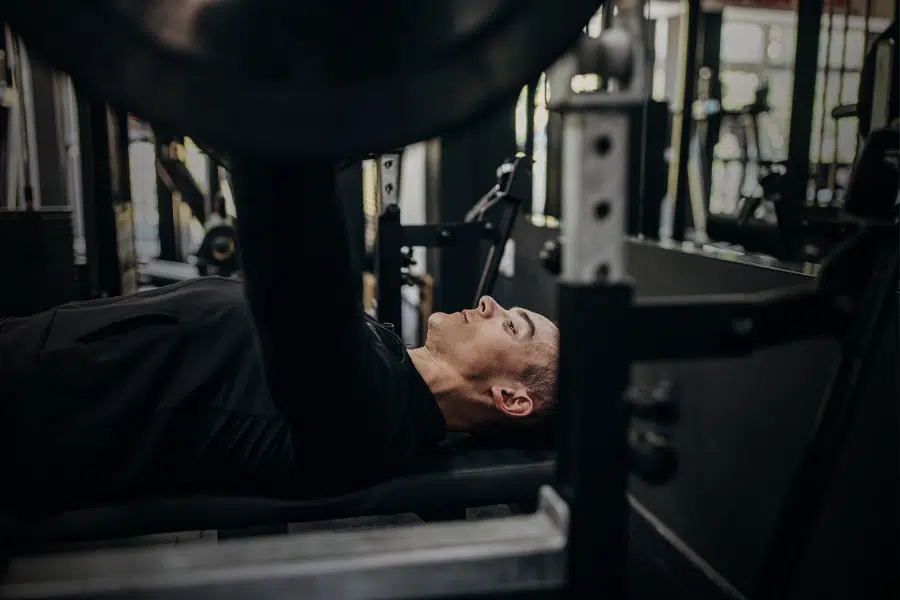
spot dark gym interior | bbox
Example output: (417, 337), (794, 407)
(0, 0), (897, 598)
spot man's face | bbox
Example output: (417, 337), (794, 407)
(424, 296), (558, 415)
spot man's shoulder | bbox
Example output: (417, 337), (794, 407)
(362, 315), (410, 364)
(164, 276), (244, 300)
(154, 277), (246, 318)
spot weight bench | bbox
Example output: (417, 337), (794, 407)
(137, 258), (200, 286)
(10, 443), (554, 550)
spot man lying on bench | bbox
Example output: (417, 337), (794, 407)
(0, 161), (559, 519)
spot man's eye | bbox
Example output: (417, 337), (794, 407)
(507, 320), (517, 334)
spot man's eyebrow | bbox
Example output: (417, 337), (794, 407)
(515, 309), (536, 339)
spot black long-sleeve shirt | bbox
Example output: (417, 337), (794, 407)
(0, 163), (446, 516)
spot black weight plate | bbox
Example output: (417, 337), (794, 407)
(0, 0), (601, 159)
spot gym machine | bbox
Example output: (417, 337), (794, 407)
(142, 136), (242, 285)
(0, 1), (896, 600)
(704, 18), (898, 264)
(701, 81), (795, 257)
(374, 153), (524, 340)
(155, 136), (209, 262)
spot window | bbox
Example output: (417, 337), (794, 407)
(811, 71), (862, 163)
(843, 28), (866, 69)
(721, 22), (766, 64)
(710, 10), (889, 211)
(720, 70), (760, 111)
(767, 26), (795, 65)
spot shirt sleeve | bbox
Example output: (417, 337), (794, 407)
(229, 159), (382, 443)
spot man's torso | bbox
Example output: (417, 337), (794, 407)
(2, 278), (445, 515)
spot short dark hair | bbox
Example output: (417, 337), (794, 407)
(527, 319), (560, 418)
(485, 356), (558, 449)
(514, 322), (559, 446)
(522, 359), (558, 420)
(473, 323), (559, 448)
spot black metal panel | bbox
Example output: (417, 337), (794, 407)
(557, 282), (632, 598)
(627, 495), (744, 600)
(628, 242), (897, 598)
(791, 301), (899, 599)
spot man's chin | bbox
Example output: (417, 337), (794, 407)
(424, 313), (446, 350)
(428, 312), (448, 327)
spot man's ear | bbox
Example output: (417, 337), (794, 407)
(490, 385), (534, 418)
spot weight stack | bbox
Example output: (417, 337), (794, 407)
(0, 208), (76, 318)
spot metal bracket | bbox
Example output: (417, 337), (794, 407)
(561, 110), (629, 283)
(377, 153), (400, 208)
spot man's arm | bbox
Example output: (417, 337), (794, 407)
(230, 159), (371, 425)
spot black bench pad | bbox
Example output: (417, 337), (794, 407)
(15, 446), (555, 545)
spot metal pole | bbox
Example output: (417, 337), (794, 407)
(558, 108), (633, 600)
(556, 10), (647, 596)
(667, 0), (701, 241)
(374, 153), (404, 336)
(816, 0), (837, 193)
(781, 0), (825, 250)
(856, 0), (874, 156)
(828, 0), (852, 194)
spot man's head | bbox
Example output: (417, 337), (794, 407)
(419, 296), (559, 432)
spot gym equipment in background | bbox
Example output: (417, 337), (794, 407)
(195, 195), (241, 279)
(141, 143), (240, 285)
(704, 22), (898, 265)
(373, 154), (524, 340)
(1, 2), (897, 600)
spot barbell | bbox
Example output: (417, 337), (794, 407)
(0, 0), (602, 159)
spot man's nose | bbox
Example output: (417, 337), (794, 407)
(477, 295), (501, 318)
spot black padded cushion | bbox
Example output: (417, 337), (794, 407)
(14, 444), (555, 545)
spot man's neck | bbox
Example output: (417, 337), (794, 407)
(407, 347), (479, 431)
